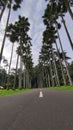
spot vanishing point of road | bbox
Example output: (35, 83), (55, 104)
(0, 89), (73, 130)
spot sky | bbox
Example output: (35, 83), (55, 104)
(0, 0), (73, 69)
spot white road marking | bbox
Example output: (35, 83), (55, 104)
(39, 91), (43, 98)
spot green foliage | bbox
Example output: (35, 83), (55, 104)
(38, 0), (73, 87)
(0, 88), (31, 96)
(0, 68), (7, 86)
(6, 15), (33, 89)
(7, 0), (23, 10)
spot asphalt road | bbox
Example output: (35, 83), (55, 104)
(0, 89), (73, 130)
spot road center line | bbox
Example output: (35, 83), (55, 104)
(39, 91), (43, 98)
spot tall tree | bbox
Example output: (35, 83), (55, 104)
(0, 0), (23, 63)
(0, 0), (6, 21)
(65, 0), (73, 20)
(45, 0), (73, 20)
(39, 42), (57, 87)
(61, 16), (73, 50)
(6, 23), (19, 89)
(45, 0), (73, 50)
(55, 41), (66, 85)
(43, 0), (72, 86)
(0, 0), (23, 21)
(13, 54), (19, 89)
(12, 15), (32, 89)
(56, 28), (72, 86)
(42, 25), (60, 86)
(6, 15), (32, 89)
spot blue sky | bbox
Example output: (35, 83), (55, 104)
(0, 0), (73, 68)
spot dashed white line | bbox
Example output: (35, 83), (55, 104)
(39, 91), (43, 98)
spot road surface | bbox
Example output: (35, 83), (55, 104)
(0, 89), (73, 130)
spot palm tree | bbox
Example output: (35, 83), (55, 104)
(0, 0), (23, 63)
(0, 0), (23, 21)
(6, 23), (19, 89)
(52, 48), (60, 86)
(6, 15), (32, 89)
(43, 0), (73, 86)
(45, 0), (73, 20)
(6, 42), (14, 89)
(58, 0), (73, 19)
(14, 15), (32, 89)
(13, 54), (19, 89)
(56, 27), (72, 86)
(61, 16), (73, 50)
(39, 43), (56, 87)
(6, 16), (31, 89)
(22, 46), (33, 88)
(18, 56), (23, 89)
(45, 0), (73, 50)
(1, 57), (8, 85)
(0, 0), (6, 21)
(55, 41), (66, 85)
(42, 24), (60, 86)
(0, 4), (11, 63)
(61, 0), (73, 20)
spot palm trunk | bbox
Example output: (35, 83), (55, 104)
(4, 67), (7, 85)
(52, 48), (60, 86)
(49, 60), (55, 87)
(40, 73), (43, 88)
(7, 42), (14, 89)
(0, 4), (11, 63)
(44, 68), (48, 87)
(65, 0), (73, 20)
(45, 70), (48, 87)
(29, 76), (31, 88)
(57, 28), (73, 86)
(23, 68), (26, 88)
(4, 73), (6, 85)
(1, 71), (4, 85)
(55, 41), (66, 86)
(8, 43), (14, 75)
(46, 66), (50, 87)
(19, 56), (22, 89)
(13, 54), (19, 89)
(48, 73), (50, 87)
(0, 4), (6, 21)
(61, 15), (73, 50)
(25, 68), (30, 88)
(42, 66), (45, 87)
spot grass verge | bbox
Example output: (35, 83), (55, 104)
(0, 88), (31, 96)
(48, 86), (73, 90)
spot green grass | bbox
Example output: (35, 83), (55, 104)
(0, 86), (73, 96)
(48, 86), (73, 90)
(0, 88), (31, 96)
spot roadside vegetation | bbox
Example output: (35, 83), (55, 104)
(0, 88), (31, 96)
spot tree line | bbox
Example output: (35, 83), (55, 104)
(0, 0), (73, 89)
(39, 0), (73, 87)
